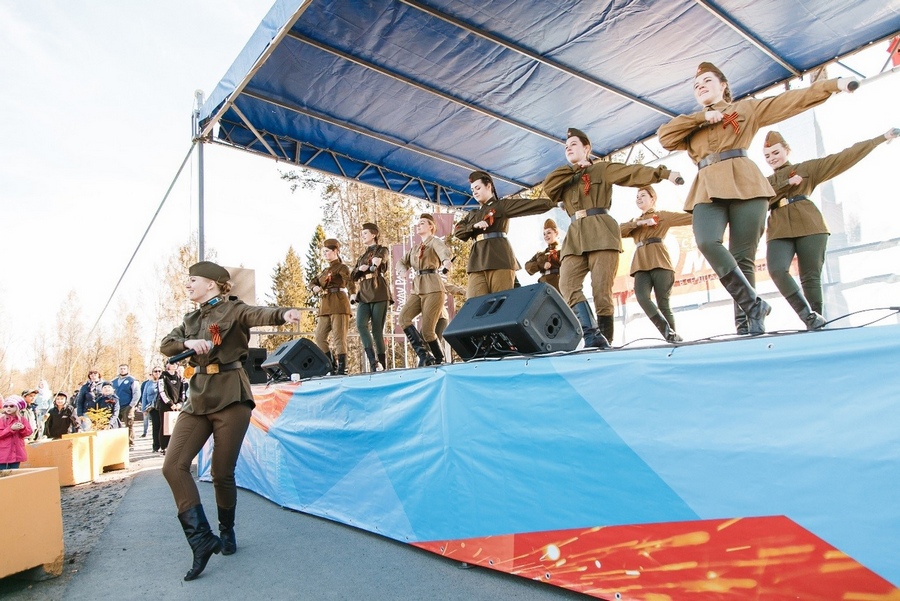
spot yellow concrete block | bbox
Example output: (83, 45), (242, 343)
(0, 468), (64, 579)
(22, 437), (94, 486)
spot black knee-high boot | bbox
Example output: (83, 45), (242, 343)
(178, 504), (222, 581)
(785, 292), (826, 330)
(364, 347), (383, 372)
(649, 313), (682, 343)
(218, 505), (236, 556)
(403, 326), (435, 367)
(597, 315), (615, 345)
(571, 301), (610, 349)
(427, 339), (445, 364)
(719, 268), (771, 335)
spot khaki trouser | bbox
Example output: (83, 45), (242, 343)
(466, 269), (516, 299)
(162, 402), (251, 513)
(559, 250), (619, 317)
(767, 233), (828, 310)
(399, 291), (444, 342)
(315, 313), (349, 354)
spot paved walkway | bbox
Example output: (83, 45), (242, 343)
(4, 431), (587, 600)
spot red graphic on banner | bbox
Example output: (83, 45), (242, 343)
(249, 382), (298, 433)
(414, 516), (899, 600)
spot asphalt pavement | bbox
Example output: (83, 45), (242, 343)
(4, 432), (589, 600)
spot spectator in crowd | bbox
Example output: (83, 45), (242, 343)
(1, 396), (33, 469)
(140, 367), (162, 439)
(75, 369), (102, 417)
(44, 392), (78, 439)
(112, 364), (141, 449)
(21, 389), (40, 442)
(87, 382), (121, 429)
(31, 380), (53, 440)
(143, 367), (163, 450)
(156, 363), (184, 454)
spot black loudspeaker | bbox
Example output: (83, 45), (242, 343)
(443, 283), (582, 360)
(243, 347), (269, 384)
(261, 338), (331, 380)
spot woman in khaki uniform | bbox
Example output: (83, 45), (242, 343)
(524, 219), (563, 292)
(658, 62), (856, 335)
(620, 185), (692, 342)
(762, 128), (898, 328)
(453, 170), (555, 298)
(160, 261), (300, 581)
(350, 223), (390, 372)
(543, 127), (682, 349)
(310, 239), (354, 375)
(397, 214), (452, 366)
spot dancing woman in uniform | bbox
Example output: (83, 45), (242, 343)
(310, 239), (354, 375)
(453, 170), (554, 298)
(397, 214), (452, 366)
(160, 261), (300, 581)
(620, 185), (692, 342)
(351, 223), (390, 372)
(762, 127), (898, 328)
(543, 127), (682, 348)
(524, 219), (563, 292)
(657, 62), (856, 335)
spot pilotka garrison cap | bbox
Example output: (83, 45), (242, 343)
(189, 261), (231, 283)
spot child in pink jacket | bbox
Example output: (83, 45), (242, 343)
(1, 395), (33, 469)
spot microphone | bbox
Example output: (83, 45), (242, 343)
(847, 80), (859, 92)
(674, 176), (685, 185)
(167, 348), (197, 364)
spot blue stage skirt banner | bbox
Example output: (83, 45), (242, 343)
(199, 325), (900, 594)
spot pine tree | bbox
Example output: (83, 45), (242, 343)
(304, 225), (327, 311)
(264, 246), (314, 350)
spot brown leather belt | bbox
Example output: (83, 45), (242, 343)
(541, 268), (560, 275)
(194, 361), (242, 375)
(325, 287), (347, 294)
(698, 149), (748, 169)
(635, 237), (663, 249)
(772, 195), (812, 210)
(573, 207), (608, 220)
(475, 232), (507, 242)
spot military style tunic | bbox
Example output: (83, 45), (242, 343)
(543, 161), (673, 258)
(620, 210), (692, 275)
(766, 135), (885, 241)
(453, 197), (555, 272)
(524, 242), (562, 290)
(351, 244), (391, 303)
(160, 298), (287, 415)
(398, 236), (452, 295)
(310, 259), (354, 315)
(657, 78), (841, 211)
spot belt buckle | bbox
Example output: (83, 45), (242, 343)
(574, 209), (587, 219)
(475, 234), (484, 242)
(706, 153), (721, 166)
(206, 364), (219, 375)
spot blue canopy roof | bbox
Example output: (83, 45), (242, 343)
(199, 0), (900, 207)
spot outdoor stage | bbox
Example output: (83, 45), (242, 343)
(199, 324), (900, 599)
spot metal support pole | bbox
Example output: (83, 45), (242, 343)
(193, 90), (206, 261)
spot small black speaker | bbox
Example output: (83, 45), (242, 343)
(243, 347), (269, 384)
(261, 338), (331, 380)
(443, 283), (582, 360)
